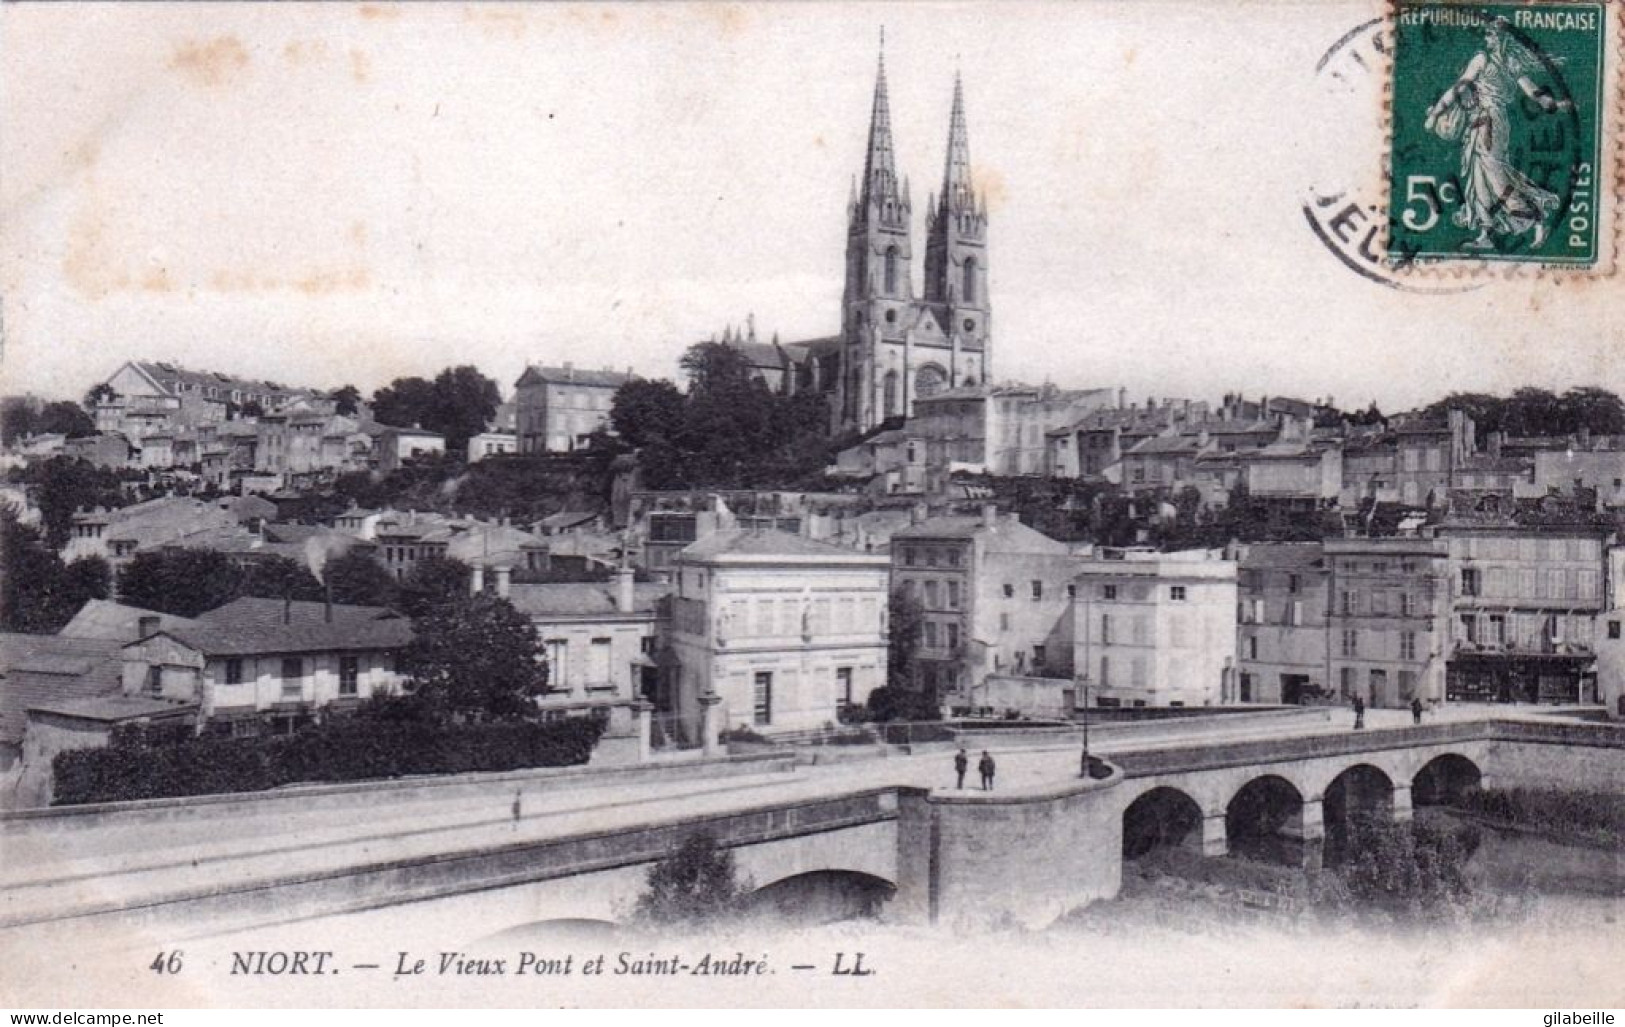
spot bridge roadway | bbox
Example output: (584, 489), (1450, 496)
(0, 705), (1606, 940)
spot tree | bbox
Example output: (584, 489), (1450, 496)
(397, 555), (472, 617)
(26, 456), (129, 549)
(118, 549), (245, 617)
(610, 378), (687, 450)
(400, 592), (548, 720)
(239, 555), (323, 602)
(84, 382), (119, 411)
(331, 384), (363, 417)
(372, 366), (501, 456)
(631, 831), (747, 926)
(429, 365), (502, 455)
(1330, 813), (1475, 918)
(887, 587), (924, 688)
(35, 401), (94, 439)
(324, 549), (400, 607)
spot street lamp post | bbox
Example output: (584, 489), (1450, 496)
(1078, 681), (1091, 778)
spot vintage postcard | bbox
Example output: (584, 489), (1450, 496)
(1, 0), (1623, 1012)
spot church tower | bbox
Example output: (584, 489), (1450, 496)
(834, 43), (992, 436)
(923, 73), (991, 383)
(840, 39), (913, 433)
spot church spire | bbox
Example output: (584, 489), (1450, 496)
(859, 31), (902, 214)
(940, 71), (975, 216)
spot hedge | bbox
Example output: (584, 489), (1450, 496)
(52, 714), (606, 806)
(1454, 786), (1625, 847)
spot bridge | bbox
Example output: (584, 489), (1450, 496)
(1, 713), (1620, 947)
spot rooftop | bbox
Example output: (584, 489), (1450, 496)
(143, 597), (412, 657)
(0, 634), (126, 744)
(679, 527), (888, 563)
(517, 365), (635, 389)
(505, 581), (671, 618)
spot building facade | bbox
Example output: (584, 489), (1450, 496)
(1236, 543), (1333, 704)
(668, 529), (889, 736)
(513, 365), (633, 454)
(1070, 550), (1239, 708)
(1324, 537), (1451, 708)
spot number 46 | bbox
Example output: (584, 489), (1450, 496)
(150, 951), (184, 974)
(1401, 175), (1460, 232)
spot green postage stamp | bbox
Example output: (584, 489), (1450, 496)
(1387, 0), (1614, 269)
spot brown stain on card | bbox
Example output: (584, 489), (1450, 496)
(972, 164), (1009, 214)
(350, 48), (372, 84)
(169, 37), (250, 88)
(358, 4), (400, 21)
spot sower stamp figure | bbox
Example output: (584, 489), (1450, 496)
(954, 747), (969, 789)
(978, 750), (996, 791)
(1352, 695), (1366, 731)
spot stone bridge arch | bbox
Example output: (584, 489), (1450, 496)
(1121, 786), (1205, 858)
(745, 869), (896, 923)
(1321, 763), (1396, 865)
(1409, 752), (1484, 807)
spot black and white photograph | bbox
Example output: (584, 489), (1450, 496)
(0, 0), (1621, 1012)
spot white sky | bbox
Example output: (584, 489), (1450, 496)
(1, 1), (1619, 408)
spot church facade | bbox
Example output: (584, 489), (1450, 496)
(720, 48), (993, 438)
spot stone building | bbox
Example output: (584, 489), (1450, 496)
(1235, 543), (1333, 704)
(890, 506), (1075, 698)
(1070, 550), (1239, 708)
(1323, 536), (1451, 708)
(513, 365), (634, 454)
(668, 528), (889, 737)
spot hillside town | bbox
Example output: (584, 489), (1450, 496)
(4, 44), (1625, 815)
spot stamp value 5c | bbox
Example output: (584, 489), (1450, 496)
(1388, 0), (1609, 268)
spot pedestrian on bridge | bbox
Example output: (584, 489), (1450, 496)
(511, 788), (523, 831)
(978, 751), (996, 791)
(1411, 696), (1424, 726)
(1352, 695), (1366, 731)
(954, 747), (969, 789)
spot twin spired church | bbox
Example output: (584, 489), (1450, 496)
(732, 47), (994, 436)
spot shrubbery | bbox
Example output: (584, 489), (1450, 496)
(1454, 786), (1625, 847)
(632, 831), (748, 926)
(1318, 813), (1478, 918)
(52, 710), (606, 806)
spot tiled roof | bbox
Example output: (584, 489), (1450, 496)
(679, 528), (884, 562)
(58, 600), (199, 641)
(539, 510), (602, 530)
(1127, 434), (1204, 456)
(505, 582), (670, 618)
(1238, 543), (1328, 571)
(152, 597), (411, 657)
(518, 365), (634, 389)
(27, 694), (196, 723)
(0, 634), (126, 745)
(892, 515), (1071, 554)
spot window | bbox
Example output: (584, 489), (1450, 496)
(947, 580), (961, 609)
(1066, 584), (1076, 599)
(1488, 614), (1506, 646)
(904, 547), (916, 567)
(884, 246), (899, 294)
(280, 657), (304, 696)
(925, 548), (938, 568)
(1288, 574), (1300, 595)
(1340, 629), (1358, 657)
(1170, 586), (1187, 602)
(1101, 613), (1113, 644)
(924, 581), (940, 609)
(753, 672), (773, 726)
(1400, 632), (1417, 661)
(924, 622), (939, 648)
(1031, 581), (1043, 600)
(1341, 590), (1356, 616)
(963, 256), (977, 304)
(338, 656), (360, 696)
(1003, 583), (1014, 599)
(1099, 655), (1111, 686)
(545, 639), (569, 690)
(146, 665), (162, 695)
(1459, 614), (1479, 644)
(586, 638), (612, 688)
(1247, 636), (1259, 660)
(1103, 584), (1118, 600)
(1289, 601), (1303, 627)
(1610, 620), (1622, 641)
(836, 667), (853, 710)
(224, 658), (243, 685)
(1400, 592), (1415, 617)
(1032, 644), (1047, 671)
(999, 612), (1010, 631)
(1340, 666), (1356, 698)
(947, 623), (960, 650)
(1461, 568), (1481, 597)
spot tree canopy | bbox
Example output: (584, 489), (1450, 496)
(19, 457), (131, 549)
(1, 397), (95, 446)
(631, 830), (747, 925)
(1418, 386), (1625, 437)
(0, 507), (111, 633)
(608, 342), (839, 490)
(399, 592), (549, 720)
(117, 549), (247, 617)
(372, 365), (502, 455)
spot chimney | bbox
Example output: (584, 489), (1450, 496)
(495, 565), (511, 600)
(471, 564), (486, 595)
(982, 503), (998, 528)
(1117, 387), (1127, 410)
(615, 566), (636, 613)
(137, 615), (160, 640)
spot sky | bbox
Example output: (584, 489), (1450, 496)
(0, 1), (1619, 410)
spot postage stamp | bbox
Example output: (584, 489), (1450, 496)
(1386, 0), (1614, 270)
